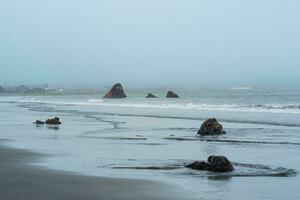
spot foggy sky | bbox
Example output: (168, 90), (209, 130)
(0, 0), (300, 89)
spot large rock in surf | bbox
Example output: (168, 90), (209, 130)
(197, 118), (225, 135)
(46, 117), (61, 125)
(185, 155), (234, 173)
(145, 93), (157, 98)
(166, 90), (179, 98)
(103, 83), (127, 98)
(207, 156), (234, 172)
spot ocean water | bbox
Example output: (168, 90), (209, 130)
(0, 90), (300, 199)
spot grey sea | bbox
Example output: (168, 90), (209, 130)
(0, 89), (300, 199)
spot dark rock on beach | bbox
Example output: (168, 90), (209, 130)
(197, 118), (225, 135)
(46, 117), (61, 125)
(34, 120), (45, 125)
(166, 90), (179, 98)
(185, 155), (234, 173)
(103, 83), (127, 98)
(145, 93), (157, 98)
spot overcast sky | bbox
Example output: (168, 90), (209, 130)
(0, 0), (299, 89)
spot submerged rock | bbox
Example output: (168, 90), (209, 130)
(34, 120), (45, 125)
(46, 117), (61, 125)
(185, 155), (234, 173)
(166, 90), (179, 98)
(103, 83), (127, 98)
(185, 161), (211, 171)
(197, 118), (225, 135)
(145, 93), (157, 98)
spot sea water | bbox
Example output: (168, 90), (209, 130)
(0, 90), (299, 199)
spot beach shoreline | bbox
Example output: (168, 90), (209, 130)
(1, 94), (299, 200)
(0, 139), (196, 200)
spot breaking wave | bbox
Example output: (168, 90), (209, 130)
(2, 96), (300, 126)
(2, 96), (300, 114)
(3, 100), (300, 127)
(84, 101), (300, 114)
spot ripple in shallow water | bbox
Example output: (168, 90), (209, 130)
(163, 137), (300, 146)
(108, 161), (297, 178)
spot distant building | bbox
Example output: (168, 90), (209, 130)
(15, 85), (29, 92)
(14, 85), (46, 93)
(0, 84), (48, 93)
(29, 87), (46, 93)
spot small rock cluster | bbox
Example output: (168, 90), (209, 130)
(186, 156), (234, 172)
(103, 83), (180, 98)
(34, 117), (61, 125)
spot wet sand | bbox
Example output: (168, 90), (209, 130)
(0, 140), (196, 200)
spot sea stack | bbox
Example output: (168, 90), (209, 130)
(103, 83), (127, 98)
(197, 118), (225, 136)
(166, 90), (179, 98)
(145, 93), (157, 98)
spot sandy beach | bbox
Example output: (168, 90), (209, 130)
(0, 140), (196, 200)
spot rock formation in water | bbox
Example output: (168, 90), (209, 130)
(46, 117), (61, 125)
(207, 156), (234, 172)
(103, 83), (127, 98)
(197, 118), (225, 135)
(185, 155), (234, 172)
(145, 93), (158, 98)
(185, 161), (211, 171)
(166, 90), (179, 98)
(34, 120), (45, 125)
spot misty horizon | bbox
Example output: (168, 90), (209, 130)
(1, 0), (300, 90)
